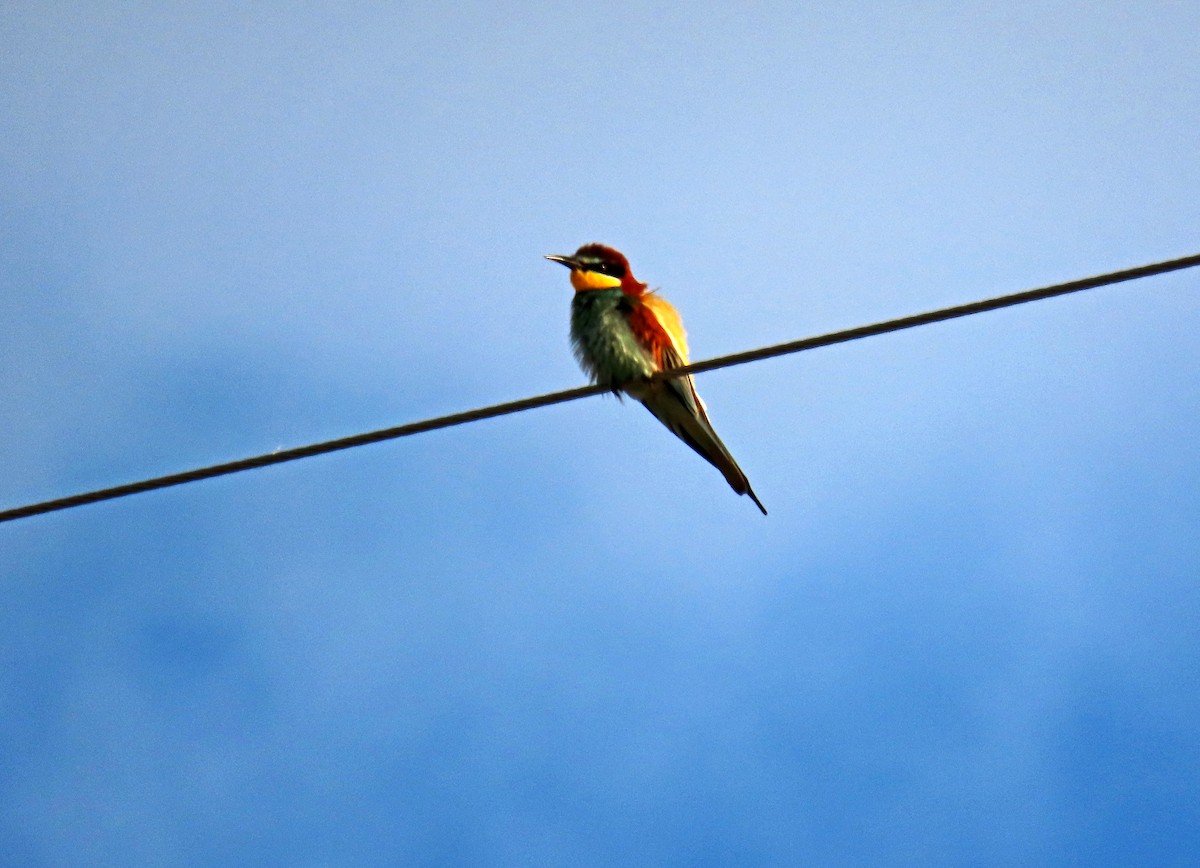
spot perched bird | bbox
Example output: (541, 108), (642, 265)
(545, 243), (766, 514)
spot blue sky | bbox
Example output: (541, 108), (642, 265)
(2, 2), (1198, 864)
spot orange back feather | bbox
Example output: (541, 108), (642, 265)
(628, 293), (689, 370)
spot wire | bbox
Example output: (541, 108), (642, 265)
(2, 252), (1197, 524)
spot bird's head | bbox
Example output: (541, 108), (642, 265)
(545, 243), (644, 293)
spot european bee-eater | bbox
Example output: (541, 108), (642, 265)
(546, 243), (767, 515)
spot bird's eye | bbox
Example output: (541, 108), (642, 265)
(578, 257), (624, 279)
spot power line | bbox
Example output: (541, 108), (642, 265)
(2, 252), (1197, 525)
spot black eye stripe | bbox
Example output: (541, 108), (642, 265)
(575, 255), (627, 279)
(591, 261), (625, 277)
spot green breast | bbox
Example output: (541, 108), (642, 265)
(570, 290), (654, 386)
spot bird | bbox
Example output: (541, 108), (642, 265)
(545, 243), (766, 514)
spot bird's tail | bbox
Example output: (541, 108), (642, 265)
(631, 377), (767, 515)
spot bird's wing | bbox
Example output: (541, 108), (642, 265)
(635, 292), (689, 364)
(625, 295), (766, 512)
(632, 292), (714, 421)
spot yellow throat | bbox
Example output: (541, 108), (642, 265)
(570, 269), (623, 292)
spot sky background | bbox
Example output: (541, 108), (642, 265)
(2, 2), (1199, 865)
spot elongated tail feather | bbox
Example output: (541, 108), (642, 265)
(630, 377), (767, 515)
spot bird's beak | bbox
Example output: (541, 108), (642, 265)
(544, 254), (580, 270)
